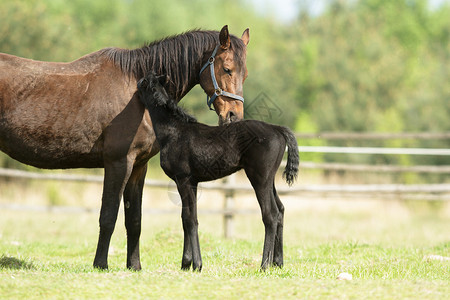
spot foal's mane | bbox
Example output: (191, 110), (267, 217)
(101, 30), (246, 100)
(153, 89), (198, 124)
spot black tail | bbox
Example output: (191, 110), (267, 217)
(278, 126), (299, 186)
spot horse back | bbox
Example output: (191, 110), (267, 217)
(0, 50), (122, 113)
(0, 51), (151, 169)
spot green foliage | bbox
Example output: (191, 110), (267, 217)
(290, 0), (450, 166)
(0, 1), (70, 60)
(295, 111), (325, 162)
(1, 0), (449, 169)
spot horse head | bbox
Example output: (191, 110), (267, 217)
(199, 25), (249, 125)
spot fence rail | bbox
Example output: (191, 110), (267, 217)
(298, 162), (450, 173)
(295, 132), (450, 140)
(1, 132), (449, 238)
(298, 146), (450, 155)
(4, 167), (448, 238)
(1, 167), (448, 196)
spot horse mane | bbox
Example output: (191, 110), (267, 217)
(157, 92), (198, 124)
(101, 29), (246, 101)
(142, 87), (197, 124)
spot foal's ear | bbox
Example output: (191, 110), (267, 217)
(137, 77), (148, 90)
(241, 28), (250, 46)
(157, 74), (169, 87)
(219, 25), (231, 50)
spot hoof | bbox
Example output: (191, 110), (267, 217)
(93, 263), (108, 270)
(181, 265), (191, 271)
(128, 265), (142, 271)
(272, 261), (283, 268)
(192, 265), (202, 272)
(181, 261), (192, 271)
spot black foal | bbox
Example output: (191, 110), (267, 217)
(137, 73), (299, 271)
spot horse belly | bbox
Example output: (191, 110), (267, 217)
(0, 121), (105, 169)
(191, 147), (241, 182)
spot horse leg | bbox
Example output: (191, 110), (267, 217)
(177, 180), (197, 271)
(177, 178), (193, 270)
(93, 158), (133, 269)
(123, 164), (147, 271)
(181, 229), (193, 270)
(250, 181), (278, 271)
(177, 180), (202, 271)
(272, 184), (284, 268)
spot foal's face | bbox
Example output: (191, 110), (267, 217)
(200, 26), (249, 125)
(151, 75), (170, 101)
(138, 74), (170, 106)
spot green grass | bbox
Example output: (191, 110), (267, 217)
(1, 204), (449, 299)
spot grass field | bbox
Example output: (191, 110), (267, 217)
(1, 198), (449, 299)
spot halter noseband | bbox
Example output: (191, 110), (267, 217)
(199, 45), (245, 110)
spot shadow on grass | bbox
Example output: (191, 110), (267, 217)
(0, 255), (34, 270)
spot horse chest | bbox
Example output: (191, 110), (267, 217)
(159, 148), (186, 177)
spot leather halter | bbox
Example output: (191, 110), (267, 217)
(199, 45), (245, 110)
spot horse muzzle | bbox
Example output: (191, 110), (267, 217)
(219, 110), (242, 125)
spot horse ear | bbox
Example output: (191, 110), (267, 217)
(157, 75), (169, 87)
(137, 77), (148, 90)
(219, 25), (231, 50)
(241, 28), (250, 46)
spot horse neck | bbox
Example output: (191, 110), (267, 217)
(148, 40), (214, 102)
(164, 70), (198, 103)
(145, 105), (182, 144)
(103, 31), (219, 102)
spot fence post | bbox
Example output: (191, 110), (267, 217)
(223, 173), (236, 238)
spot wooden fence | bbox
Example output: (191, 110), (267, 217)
(0, 132), (449, 238)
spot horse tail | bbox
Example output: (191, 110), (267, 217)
(278, 126), (299, 186)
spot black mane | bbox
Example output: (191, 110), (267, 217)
(138, 75), (198, 124)
(101, 29), (246, 101)
(153, 89), (198, 124)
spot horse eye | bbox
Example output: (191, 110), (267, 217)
(223, 67), (232, 75)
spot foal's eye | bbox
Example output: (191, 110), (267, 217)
(223, 67), (232, 75)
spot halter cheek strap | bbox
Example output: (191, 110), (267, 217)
(199, 45), (245, 110)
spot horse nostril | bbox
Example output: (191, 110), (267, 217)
(227, 111), (237, 122)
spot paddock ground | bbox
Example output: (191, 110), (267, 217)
(1, 192), (449, 299)
(1, 166), (449, 298)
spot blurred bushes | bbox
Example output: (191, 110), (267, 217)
(1, 0), (449, 169)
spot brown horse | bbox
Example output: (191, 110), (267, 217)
(0, 25), (249, 270)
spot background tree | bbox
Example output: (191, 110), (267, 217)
(1, 0), (449, 170)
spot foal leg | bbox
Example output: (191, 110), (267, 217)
(180, 187), (194, 271)
(123, 164), (147, 271)
(177, 180), (202, 271)
(181, 230), (193, 270)
(176, 178), (193, 270)
(272, 184), (284, 268)
(254, 183), (279, 271)
(93, 158), (133, 269)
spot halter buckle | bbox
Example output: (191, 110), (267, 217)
(214, 88), (222, 96)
